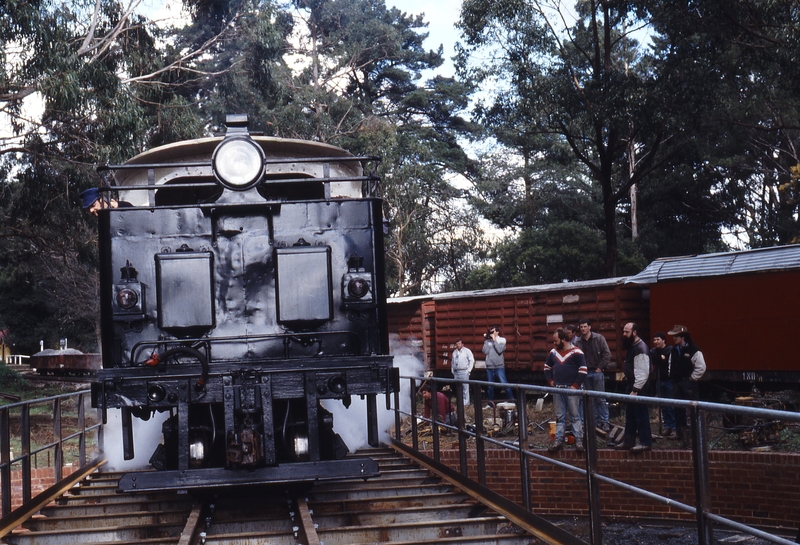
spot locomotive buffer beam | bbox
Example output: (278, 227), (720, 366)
(116, 457), (380, 492)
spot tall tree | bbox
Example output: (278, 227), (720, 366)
(645, 0), (800, 248)
(262, 0), (482, 295)
(0, 0), (223, 351)
(457, 0), (686, 276)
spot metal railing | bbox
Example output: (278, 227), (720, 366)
(2, 355), (29, 366)
(0, 390), (102, 518)
(392, 375), (800, 545)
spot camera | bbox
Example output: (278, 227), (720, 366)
(485, 329), (494, 340)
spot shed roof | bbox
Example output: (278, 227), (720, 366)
(626, 244), (800, 284)
(389, 276), (630, 305)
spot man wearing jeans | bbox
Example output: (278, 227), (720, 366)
(482, 326), (514, 400)
(544, 328), (588, 453)
(576, 319), (612, 432)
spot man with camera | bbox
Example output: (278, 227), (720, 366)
(482, 326), (514, 400)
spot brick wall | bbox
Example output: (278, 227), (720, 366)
(1, 465), (78, 512)
(425, 448), (800, 528)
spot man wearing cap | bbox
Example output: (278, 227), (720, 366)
(668, 325), (706, 448)
(80, 188), (132, 217)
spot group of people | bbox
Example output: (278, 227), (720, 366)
(422, 321), (706, 454)
(546, 321), (706, 453)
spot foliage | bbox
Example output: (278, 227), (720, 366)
(456, 0), (682, 276)
(0, 364), (30, 394)
(456, 0), (800, 276)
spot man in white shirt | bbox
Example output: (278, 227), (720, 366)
(451, 338), (475, 406)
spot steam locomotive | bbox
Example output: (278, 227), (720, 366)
(90, 114), (396, 492)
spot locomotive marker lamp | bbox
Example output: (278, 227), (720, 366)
(212, 115), (266, 191)
(341, 255), (374, 308)
(112, 260), (146, 321)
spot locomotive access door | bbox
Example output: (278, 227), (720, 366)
(275, 245), (333, 323)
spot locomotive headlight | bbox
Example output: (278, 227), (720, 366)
(212, 136), (265, 190)
(116, 288), (139, 309)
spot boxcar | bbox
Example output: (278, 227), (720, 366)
(388, 278), (650, 383)
(627, 244), (800, 384)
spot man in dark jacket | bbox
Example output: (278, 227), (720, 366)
(651, 332), (676, 436)
(576, 319), (612, 432)
(616, 322), (652, 452)
(668, 325), (706, 448)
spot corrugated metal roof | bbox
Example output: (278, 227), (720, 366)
(389, 276), (630, 304)
(626, 244), (800, 284)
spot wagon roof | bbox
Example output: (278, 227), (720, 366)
(626, 244), (800, 284)
(388, 276), (630, 304)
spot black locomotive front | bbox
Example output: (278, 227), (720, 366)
(90, 115), (396, 491)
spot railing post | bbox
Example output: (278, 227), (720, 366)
(411, 379), (419, 452)
(516, 390), (531, 511)
(53, 398), (62, 483)
(431, 381), (440, 463)
(1, 407), (10, 517)
(78, 393), (86, 465)
(583, 391), (602, 545)
(394, 388), (401, 443)
(473, 382), (487, 487)
(691, 406), (713, 545)
(20, 404), (31, 504)
(457, 381), (468, 477)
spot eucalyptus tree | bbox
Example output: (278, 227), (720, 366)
(456, 0), (699, 276)
(0, 0), (232, 351)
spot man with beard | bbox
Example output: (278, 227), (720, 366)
(668, 325), (707, 448)
(544, 328), (587, 453)
(615, 322), (652, 452)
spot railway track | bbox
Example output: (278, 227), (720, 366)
(0, 448), (548, 545)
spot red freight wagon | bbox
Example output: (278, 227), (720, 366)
(626, 244), (800, 383)
(388, 278), (650, 383)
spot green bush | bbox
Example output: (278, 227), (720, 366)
(0, 364), (30, 395)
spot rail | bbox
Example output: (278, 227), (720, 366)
(391, 375), (800, 545)
(0, 390), (102, 519)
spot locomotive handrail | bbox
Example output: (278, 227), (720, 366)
(97, 154), (381, 172)
(393, 375), (800, 545)
(91, 175), (380, 191)
(0, 390), (101, 519)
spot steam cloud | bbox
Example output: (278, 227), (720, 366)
(322, 334), (425, 452)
